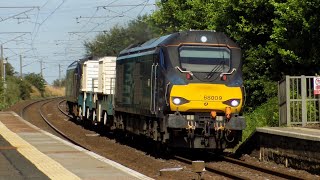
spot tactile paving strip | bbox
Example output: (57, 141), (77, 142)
(0, 120), (81, 180)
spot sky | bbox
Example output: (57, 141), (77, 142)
(0, 0), (156, 84)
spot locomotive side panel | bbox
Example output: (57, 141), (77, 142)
(115, 53), (155, 116)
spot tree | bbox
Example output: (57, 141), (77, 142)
(0, 62), (15, 82)
(18, 79), (32, 100)
(53, 78), (65, 87)
(150, 0), (216, 34)
(269, 0), (320, 75)
(25, 73), (46, 97)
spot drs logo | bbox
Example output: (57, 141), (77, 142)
(204, 95), (222, 101)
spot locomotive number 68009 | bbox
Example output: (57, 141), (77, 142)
(203, 95), (223, 101)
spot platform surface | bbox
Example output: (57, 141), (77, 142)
(0, 111), (152, 180)
(256, 127), (320, 141)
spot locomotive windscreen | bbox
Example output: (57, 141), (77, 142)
(179, 46), (231, 73)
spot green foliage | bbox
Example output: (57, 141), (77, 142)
(53, 78), (65, 87)
(25, 73), (46, 97)
(5, 76), (21, 104)
(85, 15), (157, 57)
(150, 0), (213, 34)
(0, 73), (32, 110)
(18, 79), (32, 100)
(0, 61), (15, 78)
(5, 63), (15, 76)
(243, 96), (279, 140)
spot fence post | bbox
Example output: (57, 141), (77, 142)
(278, 79), (281, 127)
(286, 75), (291, 126)
(301, 75), (307, 126)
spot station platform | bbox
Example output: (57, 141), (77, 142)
(240, 126), (320, 174)
(256, 126), (320, 141)
(0, 111), (152, 180)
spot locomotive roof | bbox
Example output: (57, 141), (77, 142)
(118, 30), (239, 57)
(66, 56), (97, 70)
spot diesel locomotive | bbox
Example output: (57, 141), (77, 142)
(66, 30), (246, 150)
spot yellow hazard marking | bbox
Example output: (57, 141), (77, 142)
(170, 83), (243, 112)
(0, 121), (81, 180)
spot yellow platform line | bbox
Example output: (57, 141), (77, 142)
(0, 121), (81, 180)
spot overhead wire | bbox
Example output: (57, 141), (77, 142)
(64, 0), (120, 55)
(2, 0), (155, 83)
(136, 0), (150, 17)
(30, 0), (66, 68)
(78, 0), (149, 40)
(31, 0), (66, 45)
(0, 7), (37, 23)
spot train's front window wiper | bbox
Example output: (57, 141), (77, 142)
(205, 61), (225, 79)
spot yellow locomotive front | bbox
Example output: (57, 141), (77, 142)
(162, 31), (246, 149)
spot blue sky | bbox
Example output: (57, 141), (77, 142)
(0, 0), (156, 84)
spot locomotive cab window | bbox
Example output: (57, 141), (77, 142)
(179, 46), (231, 73)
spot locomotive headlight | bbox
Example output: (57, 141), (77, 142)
(171, 97), (189, 105)
(173, 98), (181, 105)
(200, 36), (207, 43)
(231, 100), (239, 107)
(223, 99), (240, 107)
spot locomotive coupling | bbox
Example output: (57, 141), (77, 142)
(225, 115), (246, 130)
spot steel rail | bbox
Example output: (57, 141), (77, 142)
(38, 98), (89, 151)
(222, 156), (305, 180)
(21, 98), (90, 151)
(57, 99), (72, 118)
(21, 97), (57, 117)
(174, 154), (305, 180)
(173, 155), (249, 180)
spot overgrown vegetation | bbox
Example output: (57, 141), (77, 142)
(24, 73), (46, 97)
(0, 64), (53, 110)
(53, 77), (65, 87)
(243, 97), (279, 140)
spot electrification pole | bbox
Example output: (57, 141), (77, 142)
(59, 64), (61, 86)
(1, 45), (6, 103)
(20, 54), (22, 79)
(0, 45), (3, 80)
(40, 60), (43, 77)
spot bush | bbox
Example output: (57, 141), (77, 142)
(52, 78), (65, 87)
(0, 76), (32, 110)
(18, 79), (32, 100)
(25, 73), (46, 97)
(242, 96), (279, 141)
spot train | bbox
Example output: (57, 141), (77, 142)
(65, 30), (246, 150)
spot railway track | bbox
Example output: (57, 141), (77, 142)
(21, 98), (66, 139)
(57, 99), (72, 118)
(174, 155), (305, 180)
(38, 98), (89, 150)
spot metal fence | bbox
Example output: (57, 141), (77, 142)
(278, 75), (320, 126)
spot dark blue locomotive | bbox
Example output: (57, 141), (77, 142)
(66, 30), (246, 150)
